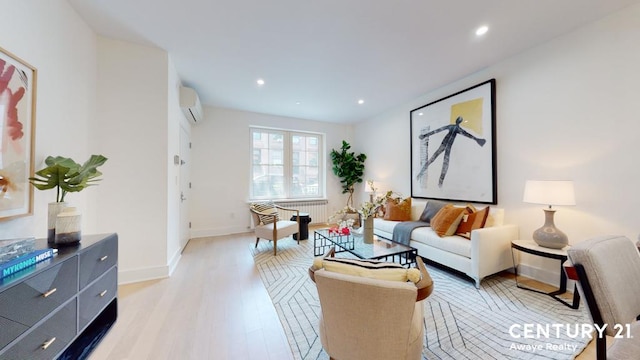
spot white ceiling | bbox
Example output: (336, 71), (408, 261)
(68, 0), (640, 123)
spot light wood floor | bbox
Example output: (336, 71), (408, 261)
(89, 232), (294, 360)
(89, 231), (602, 359)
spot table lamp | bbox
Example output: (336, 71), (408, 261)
(365, 179), (377, 203)
(523, 180), (575, 249)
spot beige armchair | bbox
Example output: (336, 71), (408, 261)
(566, 235), (640, 360)
(309, 250), (433, 360)
(249, 202), (300, 256)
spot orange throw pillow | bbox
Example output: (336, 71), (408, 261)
(430, 204), (466, 237)
(456, 206), (490, 239)
(383, 197), (412, 221)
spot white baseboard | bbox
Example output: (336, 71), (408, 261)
(190, 226), (250, 239)
(118, 247), (184, 285)
(516, 263), (576, 290)
(118, 265), (170, 285)
(167, 248), (182, 277)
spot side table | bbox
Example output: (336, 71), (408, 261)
(291, 212), (311, 240)
(511, 240), (580, 309)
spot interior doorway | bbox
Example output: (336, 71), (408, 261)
(179, 125), (191, 251)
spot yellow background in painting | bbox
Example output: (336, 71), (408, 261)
(450, 97), (483, 134)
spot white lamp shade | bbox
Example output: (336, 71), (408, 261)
(523, 180), (576, 206)
(364, 181), (373, 193)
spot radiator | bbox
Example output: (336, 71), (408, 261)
(275, 200), (328, 224)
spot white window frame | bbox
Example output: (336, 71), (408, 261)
(249, 127), (325, 201)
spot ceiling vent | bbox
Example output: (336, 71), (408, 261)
(179, 86), (203, 124)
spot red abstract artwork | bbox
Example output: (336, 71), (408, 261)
(0, 59), (25, 142)
(0, 46), (36, 221)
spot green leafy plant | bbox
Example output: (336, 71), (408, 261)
(29, 155), (108, 202)
(330, 140), (366, 207)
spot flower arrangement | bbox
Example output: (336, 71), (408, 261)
(328, 226), (352, 236)
(328, 205), (357, 235)
(358, 190), (394, 219)
(358, 199), (383, 219)
(358, 190), (408, 220)
(327, 188), (405, 235)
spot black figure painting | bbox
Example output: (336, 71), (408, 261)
(410, 79), (497, 204)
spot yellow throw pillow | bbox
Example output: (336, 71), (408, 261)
(383, 197), (412, 221)
(312, 257), (421, 283)
(430, 204), (466, 237)
(456, 206), (490, 239)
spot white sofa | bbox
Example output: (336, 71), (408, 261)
(373, 203), (518, 288)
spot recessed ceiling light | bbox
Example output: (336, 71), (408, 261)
(296, 101), (301, 105)
(475, 25), (489, 36)
(358, 99), (365, 105)
(419, 112), (423, 116)
(256, 78), (265, 86)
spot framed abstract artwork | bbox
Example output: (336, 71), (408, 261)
(410, 79), (496, 204)
(0, 46), (37, 220)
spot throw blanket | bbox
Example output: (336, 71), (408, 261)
(392, 221), (430, 246)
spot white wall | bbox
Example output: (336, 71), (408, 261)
(0, 1), (184, 285)
(354, 4), (640, 284)
(0, 0), (96, 238)
(94, 37), (171, 283)
(190, 106), (353, 238)
(166, 56), (192, 272)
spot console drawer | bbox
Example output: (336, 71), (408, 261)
(0, 258), (77, 327)
(0, 316), (28, 350)
(1, 300), (76, 360)
(79, 266), (117, 330)
(79, 235), (117, 289)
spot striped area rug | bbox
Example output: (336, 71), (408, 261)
(251, 237), (591, 360)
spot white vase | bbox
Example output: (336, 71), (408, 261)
(55, 207), (82, 245)
(47, 202), (67, 243)
(363, 216), (374, 244)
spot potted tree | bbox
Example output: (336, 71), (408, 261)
(29, 154), (107, 244)
(330, 140), (366, 208)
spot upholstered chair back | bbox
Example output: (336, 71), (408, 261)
(314, 269), (424, 360)
(567, 235), (640, 337)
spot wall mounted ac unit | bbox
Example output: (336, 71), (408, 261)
(179, 86), (203, 124)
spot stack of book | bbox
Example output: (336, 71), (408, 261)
(0, 237), (36, 263)
(0, 238), (57, 280)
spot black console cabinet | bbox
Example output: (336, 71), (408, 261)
(0, 233), (118, 360)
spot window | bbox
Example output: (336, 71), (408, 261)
(250, 128), (323, 200)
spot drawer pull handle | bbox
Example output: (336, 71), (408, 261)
(42, 288), (57, 298)
(100, 290), (108, 297)
(100, 255), (108, 262)
(42, 337), (56, 350)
